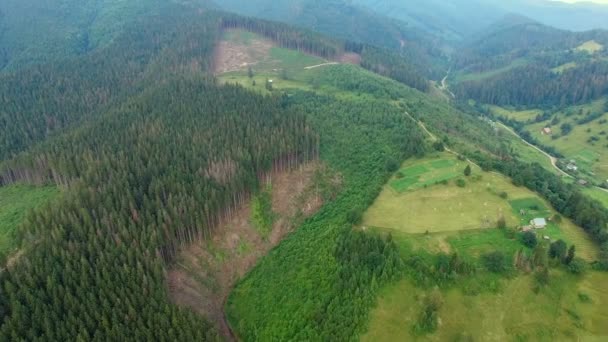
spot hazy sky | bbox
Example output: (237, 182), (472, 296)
(553, 0), (608, 4)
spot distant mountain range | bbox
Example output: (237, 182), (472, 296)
(353, 0), (608, 39)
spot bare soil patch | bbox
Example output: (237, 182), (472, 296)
(167, 162), (325, 340)
(212, 33), (274, 75)
(339, 52), (361, 65)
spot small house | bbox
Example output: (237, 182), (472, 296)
(578, 179), (589, 187)
(530, 218), (547, 229)
(542, 127), (552, 135)
(566, 164), (578, 172)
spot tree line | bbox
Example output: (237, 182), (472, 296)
(0, 7), (319, 340)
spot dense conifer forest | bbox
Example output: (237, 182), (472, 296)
(1, 1), (608, 340)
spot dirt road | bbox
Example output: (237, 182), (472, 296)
(304, 62), (339, 70)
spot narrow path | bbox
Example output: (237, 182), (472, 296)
(439, 68), (455, 99)
(304, 62), (338, 70)
(495, 122), (571, 178)
(403, 111), (482, 169)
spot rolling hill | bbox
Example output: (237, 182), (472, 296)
(1, 1), (608, 341)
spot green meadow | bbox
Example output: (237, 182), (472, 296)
(0, 184), (58, 260)
(363, 270), (608, 341)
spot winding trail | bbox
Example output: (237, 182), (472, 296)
(304, 62), (338, 70)
(403, 111), (482, 169)
(495, 122), (571, 178)
(439, 68), (455, 99)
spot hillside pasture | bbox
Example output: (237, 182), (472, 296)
(363, 271), (608, 341)
(388, 157), (459, 193)
(363, 154), (532, 234)
(576, 40), (604, 54)
(363, 154), (599, 259)
(522, 97), (608, 179)
(215, 29), (327, 89)
(509, 197), (598, 260)
(488, 105), (542, 122)
(552, 61), (577, 74)
(0, 184), (58, 260)
(454, 58), (528, 83)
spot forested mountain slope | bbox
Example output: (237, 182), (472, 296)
(217, 0), (447, 79)
(2, 1), (608, 341)
(453, 16), (608, 107)
(0, 5), (323, 339)
(0, 0), (217, 72)
(353, 0), (608, 39)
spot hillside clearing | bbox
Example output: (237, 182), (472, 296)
(363, 271), (608, 341)
(362, 154), (599, 259)
(364, 154), (533, 234)
(576, 40), (604, 54)
(167, 163), (325, 339)
(0, 184), (58, 261)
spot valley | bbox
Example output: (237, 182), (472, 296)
(0, 1), (608, 341)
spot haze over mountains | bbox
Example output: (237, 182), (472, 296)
(352, 0), (608, 38)
(1, 0), (608, 341)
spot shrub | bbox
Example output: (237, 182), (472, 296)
(499, 191), (508, 199)
(414, 289), (443, 334)
(483, 251), (507, 273)
(497, 216), (506, 229)
(549, 239), (568, 260)
(552, 214), (562, 223)
(464, 165), (472, 176)
(568, 258), (588, 275)
(522, 231), (538, 248)
(456, 179), (466, 187)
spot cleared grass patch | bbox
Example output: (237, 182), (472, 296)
(364, 154), (599, 259)
(0, 184), (58, 258)
(508, 197), (598, 260)
(488, 105), (542, 122)
(576, 40), (603, 54)
(364, 154), (532, 234)
(363, 271), (608, 341)
(524, 97), (608, 179)
(454, 58), (528, 83)
(552, 62), (577, 74)
(389, 157), (459, 193)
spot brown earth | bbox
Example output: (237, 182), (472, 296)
(167, 162), (325, 340)
(212, 32), (274, 75)
(339, 52), (362, 65)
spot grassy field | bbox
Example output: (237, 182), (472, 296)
(363, 270), (608, 341)
(0, 184), (58, 258)
(583, 187), (608, 208)
(365, 154), (540, 233)
(576, 40), (604, 54)
(488, 105), (542, 122)
(552, 62), (577, 74)
(523, 98), (608, 179)
(454, 58), (528, 83)
(363, 154), (599, 259)
(217, 29), (328, 94)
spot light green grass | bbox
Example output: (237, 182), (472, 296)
(0, 184), (58, 258)
(222, 29), (258, 45)
(582, 187), (608, 208)
(552, 62), (578, 74)
(363, 154), (599, 259)
(488, 105), (542, 122)
(508, 197), (598, 260)
(364, 154), (534, 234)
(388, 157), (461, 193)
(455, 58), (529, 83)
(363, 271), (608, 341)
(516, 97), (608, 180)
(576, 40), (604, 54)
